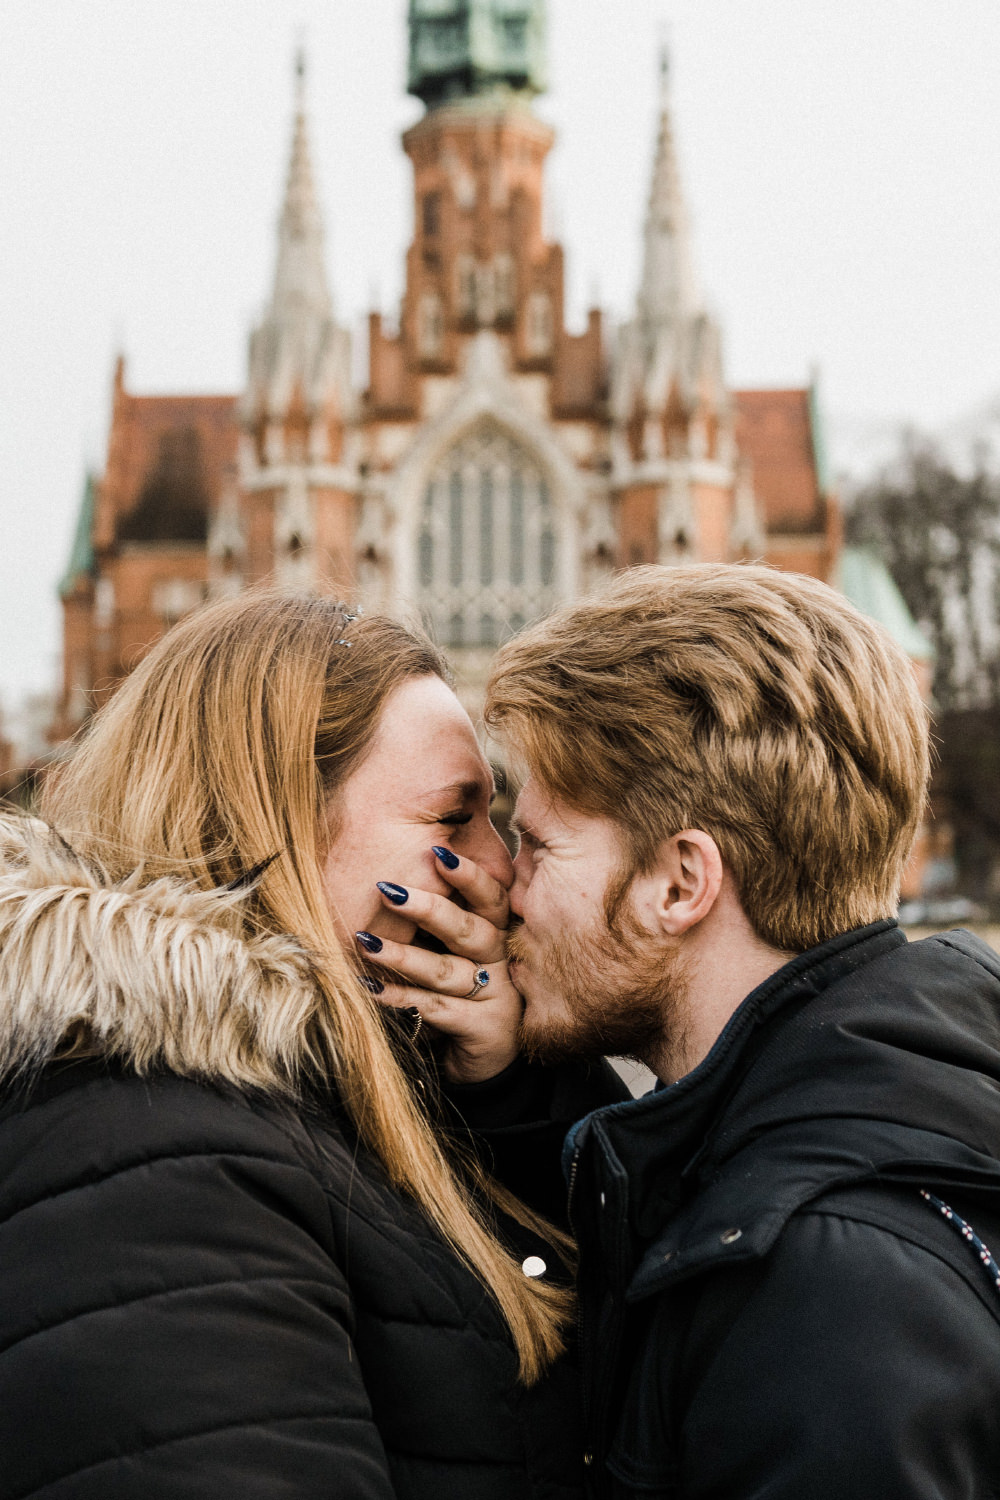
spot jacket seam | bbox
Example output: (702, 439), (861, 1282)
(387, 1449), (522, 1469)
(930, 933), (1000, 979)
(684, 1207), (1000, 1408)
(0, 1145), (321, 1229)
(0, 1273), (349, 1361)
(354, 1307), (509, 1336)
(1, 1139), (454, 1266)
(1, 1228), (498, 1350)
(803, 1201), (1000, 1322)
(8, 1409), (379, 1500)
(287, 1107), (477, 1270)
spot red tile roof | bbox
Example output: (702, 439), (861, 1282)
(105, 392), (239, 546)
(734, 388), (824, 535)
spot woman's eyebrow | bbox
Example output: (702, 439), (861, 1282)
(421, 777), (496, 802)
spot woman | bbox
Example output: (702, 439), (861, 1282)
(0, 593), (623, 1500)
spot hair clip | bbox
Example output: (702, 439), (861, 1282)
(224, 849), (283, 892)
(334, 604), (361, 646)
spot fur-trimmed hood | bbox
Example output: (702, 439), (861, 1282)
(0, 814), (326, 1093)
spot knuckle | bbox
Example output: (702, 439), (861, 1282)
(455, 908), (477, 943)
(433, 955), (456, 990)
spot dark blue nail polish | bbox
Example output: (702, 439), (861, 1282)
(355, 931), (383, 954)
(431, 845), (460, 870)
(358, 975), (384, 995)
(377, 881), (409, 906)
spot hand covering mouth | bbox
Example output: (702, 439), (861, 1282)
(411, 891), (472, 955)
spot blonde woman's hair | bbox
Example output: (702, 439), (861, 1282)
(41, 591), (570, 1382)
(486, 563), (931, 953)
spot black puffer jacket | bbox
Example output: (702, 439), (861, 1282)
(0, 819), (624, 1500)
(566, 922), (1000, 1498)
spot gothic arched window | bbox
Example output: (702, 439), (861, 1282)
(417, 422), (558, 648)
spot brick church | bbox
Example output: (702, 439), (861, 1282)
(55, 0), (842, 739)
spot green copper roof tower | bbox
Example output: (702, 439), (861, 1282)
(408, 0), (548, 108)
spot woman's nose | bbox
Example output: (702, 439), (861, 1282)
(478, 822), (515, 891)
(508, 852), (530, 917)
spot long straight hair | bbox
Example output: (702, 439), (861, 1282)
(41, 591), (571, 1382)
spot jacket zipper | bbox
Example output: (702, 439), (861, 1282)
(567, 1143), (585, 1349)
(570, 1134), (633, 1494)
(567, 1143), (597, 1478)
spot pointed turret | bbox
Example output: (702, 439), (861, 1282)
(636, 48), (700, 342)
(229, 52), (356, 595)
(613, 45), (726, 433)
(270, 52), (330, 329)
(611, 43), (746, 568)
(245, 52), (348, 424)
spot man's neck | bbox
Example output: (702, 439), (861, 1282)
(651, 904), (795, 1085)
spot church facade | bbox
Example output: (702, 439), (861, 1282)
(54, 0), (840, 737)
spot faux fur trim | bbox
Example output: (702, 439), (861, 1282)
(0, 815), (325, 1093)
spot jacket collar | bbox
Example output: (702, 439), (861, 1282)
(0, 815), (323, 1096)
(565, 920), (1000, 1300)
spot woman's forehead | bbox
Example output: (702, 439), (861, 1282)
(358, 676), (493, 800)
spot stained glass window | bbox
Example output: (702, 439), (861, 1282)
(417, 422), (559, 647)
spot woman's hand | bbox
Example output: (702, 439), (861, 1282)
(355, 849), (522, 1084)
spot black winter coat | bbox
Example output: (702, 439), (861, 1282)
(564, 922), (1000, 1499)
(0, 818), (627, 1500)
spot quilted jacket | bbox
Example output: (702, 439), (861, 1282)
(564, 921), (1000, 1498)
(0, 817), (622, 1500)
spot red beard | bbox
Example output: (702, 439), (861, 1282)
(506, 904), (690, 1073)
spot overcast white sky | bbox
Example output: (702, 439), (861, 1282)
(3, 0), (1000, 707)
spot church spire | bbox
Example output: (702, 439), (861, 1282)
(636, 45), (699, 338)
(268, 49), (331, 328)
(246, 51), (343, 423)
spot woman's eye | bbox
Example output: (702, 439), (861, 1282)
(439, 812), (473, 827)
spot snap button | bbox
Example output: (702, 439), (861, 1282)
(522, 1255), (547, 1278)
(600, 1191), (606, 1207)
(720, 1227), (743, 1245)
(583, 1452), (594, 1467)
(662, 1250), (675, 1262)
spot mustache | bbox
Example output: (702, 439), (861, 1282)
(505, 919), (529, 964)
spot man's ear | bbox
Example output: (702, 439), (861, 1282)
(649, 830), (724, 936)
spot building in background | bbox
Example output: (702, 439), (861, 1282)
(0, 716), (12, 793)
(54, 0), (845, 739)
(0, 688), (55, 804)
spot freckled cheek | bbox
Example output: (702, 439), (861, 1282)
(371, 911), (420, 945)
(326, 886), (379, 943)
(523, 874), (577, 934)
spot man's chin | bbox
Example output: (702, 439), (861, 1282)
(518, 1007), (609, 1067)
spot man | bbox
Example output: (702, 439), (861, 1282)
(484, 563), (1000, 1498)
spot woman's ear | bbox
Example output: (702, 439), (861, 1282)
(648, 830), (724, 936)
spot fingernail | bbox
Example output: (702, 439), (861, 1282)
(431, 845), (460, 870)
(355, 931), (383, 954)
(376, 881), (409, 906)
(358, 975), (384, 995)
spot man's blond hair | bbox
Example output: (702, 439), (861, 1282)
(486, 564), (930, 953)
